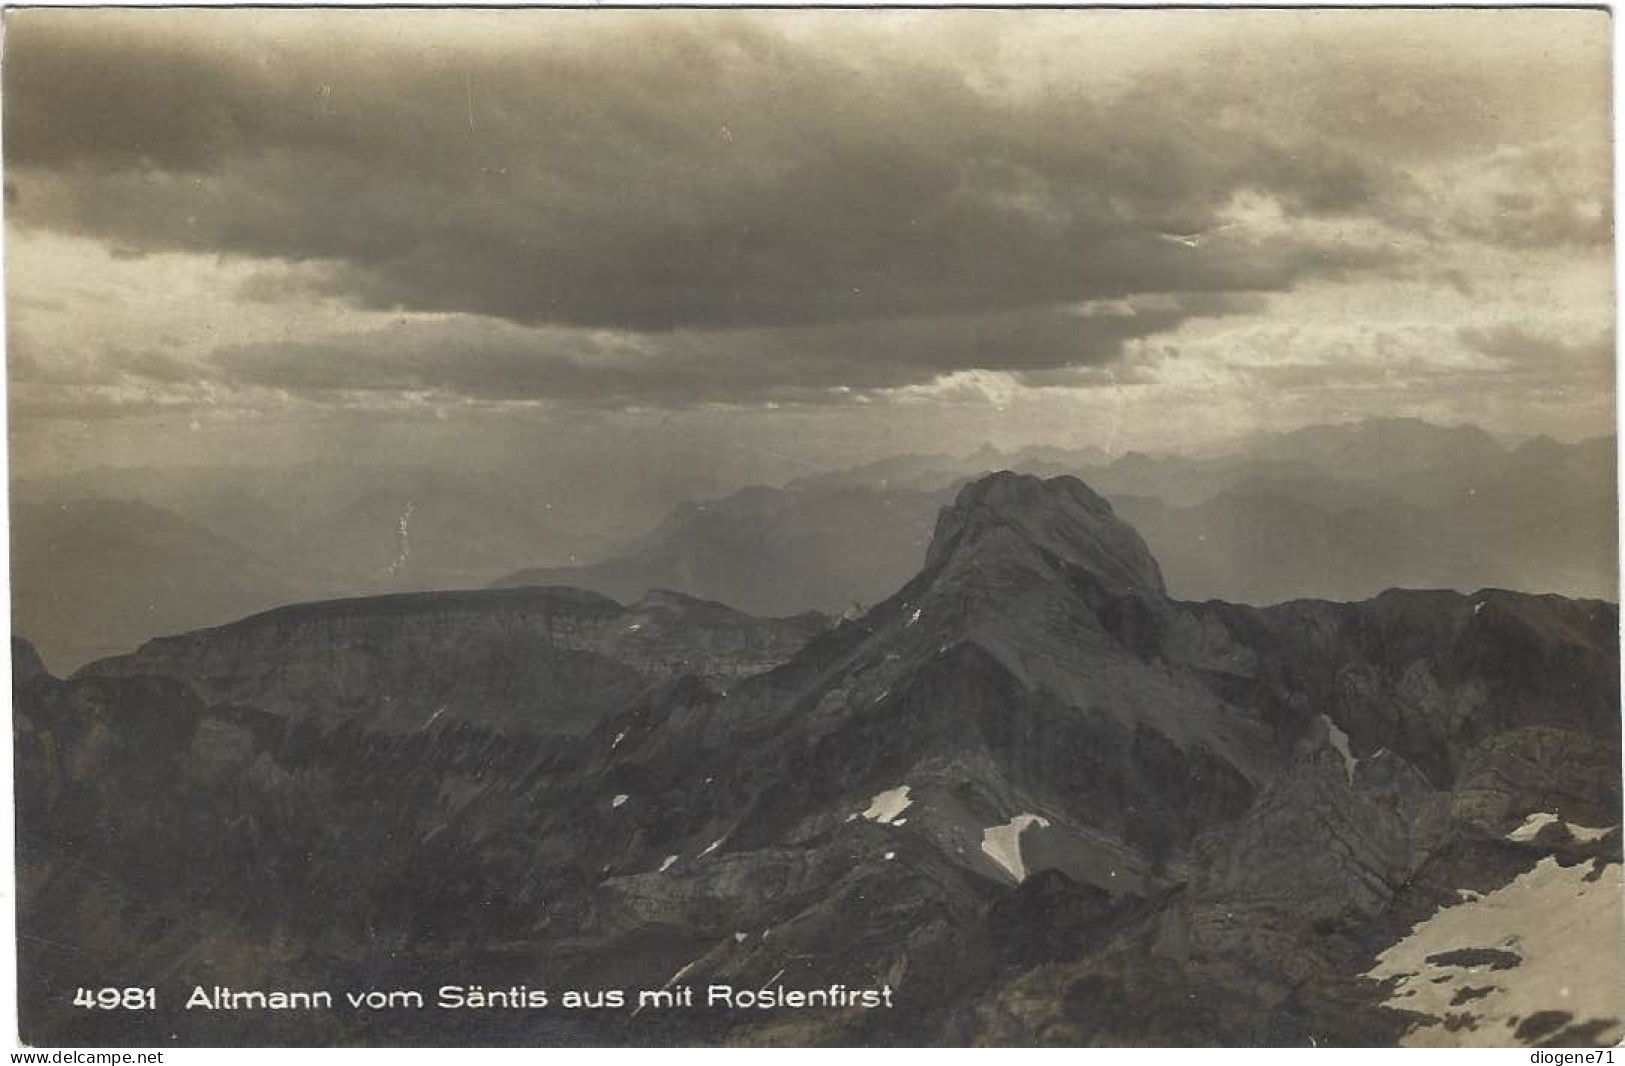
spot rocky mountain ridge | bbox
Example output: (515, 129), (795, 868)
(79, 585), (827, 736)
(13, 472), (1620, 1046)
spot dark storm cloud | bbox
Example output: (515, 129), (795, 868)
(7, 11), (1403, 338)
(4, 10), (1610, 413)
(210, 294), (1259, 406)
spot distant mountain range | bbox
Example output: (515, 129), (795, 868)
(16, 471), (1620, 1045)
(500, 419), (1616, 611)
(10, 498), (312, 673)
(12, 470), (613, 673)
(494, 484), (955, 617)
(269, 484), (609, 593)
(13, 418), (1616, 671)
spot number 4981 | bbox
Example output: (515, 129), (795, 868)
(72, 987), (156, 1010)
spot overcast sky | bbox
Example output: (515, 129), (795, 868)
(4, 8), (1614, 478)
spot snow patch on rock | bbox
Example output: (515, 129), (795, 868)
(1508, 811), (1613, 843)
(862, 785), (913, 825)
(1322, 715), (1358, 784)
(981, 813), (1051, 882)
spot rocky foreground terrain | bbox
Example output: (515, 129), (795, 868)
(14, 473), (1621, 1046)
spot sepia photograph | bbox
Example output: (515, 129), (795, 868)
(2, 5), (1619, 1049)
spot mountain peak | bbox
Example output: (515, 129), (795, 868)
(925, 471), (1165, 594)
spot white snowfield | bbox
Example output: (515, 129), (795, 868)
(1507, 811), (1612, 843)
(862, 785), (912, 825)
(1367, 855), (1623, 1046)
(981, 814), (1051, 882)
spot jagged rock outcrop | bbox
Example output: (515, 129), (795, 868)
(925, 472), (1165, 595)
